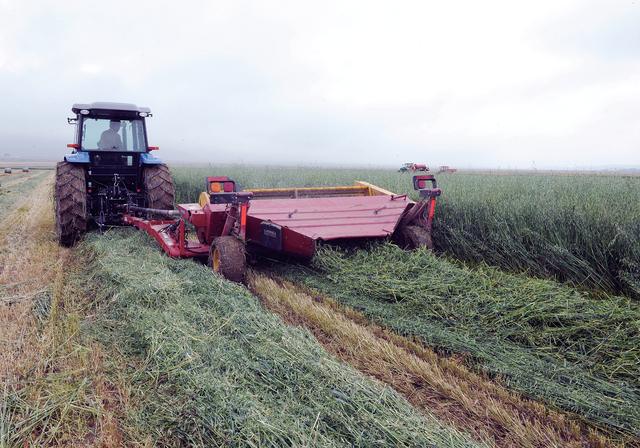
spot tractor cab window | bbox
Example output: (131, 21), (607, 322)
(81, 117), (147, 151)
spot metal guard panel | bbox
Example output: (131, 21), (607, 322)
(64, 152), (90, 163)
(178, 204), (207, 227)
(246, 195), (412, 240)
(141, 153), (163, 164)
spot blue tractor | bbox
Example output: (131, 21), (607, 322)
(56, 102), (175, 245)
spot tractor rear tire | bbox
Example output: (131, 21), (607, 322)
(55, 161), (87, 246)
(143, 163), (175, 211)
(395, 225), (433, 250)
(209, 236), (247, 283)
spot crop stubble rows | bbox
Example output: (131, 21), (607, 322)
(2, 166), (639, 446)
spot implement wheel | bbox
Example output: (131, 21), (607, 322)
(395, 225), (433, 250)
(143, 163), (175, 211)
(209, 236), (247, 283)
(55, 161), (87, 246)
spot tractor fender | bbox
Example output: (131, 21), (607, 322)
(141, 152), (164, 165)
(64, 152), (90, 163)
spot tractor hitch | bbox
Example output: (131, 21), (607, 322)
(124, 204), (180, 217)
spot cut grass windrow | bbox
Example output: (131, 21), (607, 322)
(266, 243), (640, 439)
(78, 229), (486, 447)
(248, 271), (625, 448)
(0, 171), (49, 222)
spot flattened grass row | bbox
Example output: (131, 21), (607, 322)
(170, 166), (640, 298)
(0, 172), (49, 222)
(80, 230), (482, 447)
(267, 243), (640, 437)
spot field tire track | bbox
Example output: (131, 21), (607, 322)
(248, 270), (634, 448)
(0, 173), (127, 447)
(0, 169), (48, 188)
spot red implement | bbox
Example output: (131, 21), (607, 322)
(123, 175), (441, 282)
(246, 195), (409, 238)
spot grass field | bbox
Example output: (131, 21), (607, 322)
(0, 173), (118, 446)
(171, 165), (640, 298)
(431, 173), (640, 298)
(74, 229), (484, 447)
(267, 243), (640, 437)
(1, 170), (486, 447)
(170, 164), (640, 440)
(2, 165), (639, 446)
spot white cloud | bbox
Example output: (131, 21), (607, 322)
(80, 64), (104, 76)
(1, 0), (639, 168)
(292, 0), (584, 108)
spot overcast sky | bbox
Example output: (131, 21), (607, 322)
(1, 0), (638, 169)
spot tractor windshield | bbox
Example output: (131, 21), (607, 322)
(81, 117), (147, 152)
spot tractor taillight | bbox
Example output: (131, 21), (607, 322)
(88, 189), (92, 193)
(137, 189), (141, 193)
(68, 144), (79, 148)
(208, 177), (237, 195)
(148, 146), (159, 151)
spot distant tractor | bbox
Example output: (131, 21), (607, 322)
(437, 166), (457, 174)
(56, 102), (175, 245)
(399, 163), (429, 173)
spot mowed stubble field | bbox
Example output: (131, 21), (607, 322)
(1, 165), (639, 447)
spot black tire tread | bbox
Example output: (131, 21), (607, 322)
(55, 161), (87, 246)
(143, 163), (175, 210)
(209, 236), (247, 283)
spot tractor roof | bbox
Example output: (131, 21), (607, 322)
(72, 102), (151, 115)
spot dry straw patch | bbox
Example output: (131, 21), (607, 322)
(0, 174), (60, 383)
(249, 271), (625, 448)
(0, 174), (129, 447)
(0, 169), (48, 189)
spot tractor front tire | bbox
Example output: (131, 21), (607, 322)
(209, 236), (247, 283)
(143, 163), (175, 211)
(394, 225), (433, 251)
(55, 161), (87, 246)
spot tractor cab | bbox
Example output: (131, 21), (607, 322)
(65, 103), (162, 200)
(66, 102), (160, 160)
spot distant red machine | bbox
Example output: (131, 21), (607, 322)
(123, 175), (441, 283)
(437, 166), (457, 173)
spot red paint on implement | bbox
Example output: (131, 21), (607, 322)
(123, 215), (210, 258)
(123, 176), (438, 267)
(245, 194), (413, 241)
